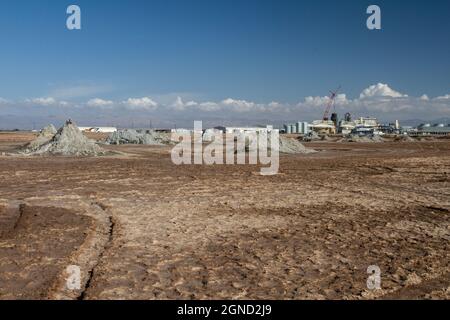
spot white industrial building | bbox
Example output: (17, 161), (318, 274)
(417, 123), (450, 136)
(224, 126), (278, 134)
(338, 117), (381, 135)
(79, 127), (117, 133)
(310, 120), (336, 135)
(353, 117), (379, 128)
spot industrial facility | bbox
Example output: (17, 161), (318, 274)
(415, 123), (450, 136)
(282, 87), (450, 138)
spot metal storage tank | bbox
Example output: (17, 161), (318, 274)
(296, 122), (302, 134)
(290, 124), (296, 134)
(285, 125), (291, 134)
(303, 122), (310, 134)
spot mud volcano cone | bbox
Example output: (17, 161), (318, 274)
(22, 120), (105, 156)
(277, 136), (317, 154)
(106, 129), (173, 145)
(22, 124), (58, 152)
(40, 124), (57, 137)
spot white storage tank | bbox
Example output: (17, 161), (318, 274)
(303, 122), (310, 134)
(285, 125), (291, 134)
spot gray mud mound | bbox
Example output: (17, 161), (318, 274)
(303, 131), (321, 142)
(106, 129), (173, 145)
(346, 134), (385, 143)
(371, 135), (385, 142)
(277, 136), (317, 154)
(40, 124), (57, 137)
(22, 124), (58, 152)
(395, 135), (417, 142)
(21, 121), (105, 156)
(241, 135), (316, 154)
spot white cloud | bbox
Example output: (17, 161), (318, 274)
(186, 100), (199, 107)
(171, 96), (186, 111)
(221, 98), (289, 113)
(87, 98), (114, 108)
(266, 101), (285, 111)
(221, 98), (257, 112)
(335, 94), (350, 105)
(167, 98), (285, 113)
(290, 84), (450, 119)
(123, 97), (158, 110)
(169, 97), (221, 112)
(4, 84), (450, 127)
(303, 95), (330, 107)
(28, 97), (58, 106)
(299, 94), (350, 110)
(434, 94), (450, 100)
(359, 83), (407, 99)
(168, 97), (202, 111)
(198, 101), (220, 112)
(268, 101), (281, 108)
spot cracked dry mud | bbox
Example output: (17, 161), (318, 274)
(0, 132), (449, 300)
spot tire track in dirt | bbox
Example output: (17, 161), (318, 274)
(78, 201), (115, 300)
(0, 201), (94, 299)
(25, 198), (117, 300)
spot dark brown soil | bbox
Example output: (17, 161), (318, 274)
(0, 132), (448, 299)
(0, 205), (92, 299)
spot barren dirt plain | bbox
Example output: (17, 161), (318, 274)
(0, 132), (449, 300)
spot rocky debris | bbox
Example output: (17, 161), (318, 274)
(394, 135), (417, 142)
(106, 129), (173, 145)
(21, 120), (105, 156)
(345, 134), (385, 143)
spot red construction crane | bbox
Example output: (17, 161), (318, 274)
(323, 86), (341, 121)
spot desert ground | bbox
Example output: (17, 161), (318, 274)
(0, 132), (449, 300)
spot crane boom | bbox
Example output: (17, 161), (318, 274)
(323, 86), (341, 120)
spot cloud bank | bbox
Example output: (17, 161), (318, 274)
(1, 83), (449, 129)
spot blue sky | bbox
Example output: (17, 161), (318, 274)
(0, 0), (449, 128)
